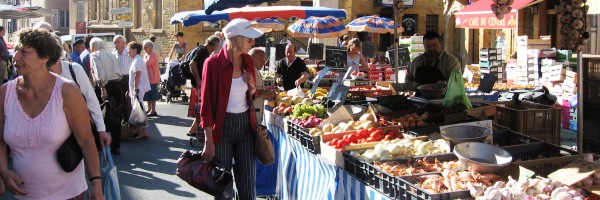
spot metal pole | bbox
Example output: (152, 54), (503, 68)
(393, 2), (399, 83)
(577, 51), (584, 152)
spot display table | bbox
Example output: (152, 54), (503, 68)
(267, 123), (390, 200)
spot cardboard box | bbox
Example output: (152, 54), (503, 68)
(565, 70), (578, 83)
(563, 82), (578, 94)
(549, 159), (600, 187)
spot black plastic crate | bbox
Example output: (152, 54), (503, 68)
(502, 142), (580, 162)
(493, 130), (542, 147)
(370, 154), (459, 198)
(299, 130), (320, 154)
(397, 173), (472, 200)
(286, 120), (321, 154)
(342, 150), (369, 184)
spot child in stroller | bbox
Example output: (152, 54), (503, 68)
(159, 60), (189, 103)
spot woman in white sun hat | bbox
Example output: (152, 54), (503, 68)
(198, 18), (264, 200)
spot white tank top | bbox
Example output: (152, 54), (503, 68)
(347, 52), (361, 73)
(226, 76), (249, 113)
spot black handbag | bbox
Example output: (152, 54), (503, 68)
(56, 133), (83, 172)
(176, 150), (233, 199)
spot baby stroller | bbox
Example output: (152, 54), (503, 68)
(159, 60), (188, 103)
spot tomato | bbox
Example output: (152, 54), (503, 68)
(366, 137), (374, 143)
(326, 141), (332, 146)
(370, 130), (383, 138)
(360, 130), (370, 138)
(331, 138), (339, 146)
(384, 135), (393, 141)
(348, 134), (357, 143)
(367, 127), (377, 133)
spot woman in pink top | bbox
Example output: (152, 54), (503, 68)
(143, 40), (160, 116)
(0, 29), (103, 199)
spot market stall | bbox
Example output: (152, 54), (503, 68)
(259, 78), (600, 199)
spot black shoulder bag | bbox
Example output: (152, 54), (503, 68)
(56, 63), (100, 173)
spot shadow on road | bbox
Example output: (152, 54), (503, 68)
(115, 114), (203, 199)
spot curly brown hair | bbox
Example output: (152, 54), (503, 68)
(17, 28), (62, 67)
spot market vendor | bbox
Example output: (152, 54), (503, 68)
(346, 38), (369, 77)
(276, 43), (309, 91)
(406, 31), (461, 85)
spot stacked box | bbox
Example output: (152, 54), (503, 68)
(540, 59), (565, 82)
(562, 70), (578, 100)
(480, 48), (504, 82)
(368, 65), (395, 83)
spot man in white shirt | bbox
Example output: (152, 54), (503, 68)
(90, 37), (124, 154)
(279, 34), (292, 44)
(113, 35), (132, 120)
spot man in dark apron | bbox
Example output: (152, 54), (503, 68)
(406, 31), (462, 90)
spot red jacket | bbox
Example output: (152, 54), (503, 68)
(199, 45), (257, 144)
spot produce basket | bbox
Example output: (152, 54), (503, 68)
(398, 173), (472, 200)
(483, 101), (561, 145)
(368, 154), (459, 198)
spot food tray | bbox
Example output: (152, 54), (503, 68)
(397, 173), (472, 200)
(369, 154), (459, 198)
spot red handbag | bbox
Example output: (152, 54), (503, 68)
(176, 150), (233, 198)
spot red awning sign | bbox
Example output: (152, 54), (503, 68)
(454, 0), (540, 29)
(455, 12), (518, 29)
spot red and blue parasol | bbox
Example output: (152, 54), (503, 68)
(170, 6), (347, 27)
(286, 16), (348, 38)
(346, 15), (403, 34)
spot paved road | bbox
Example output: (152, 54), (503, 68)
(2, 98), (214, 200)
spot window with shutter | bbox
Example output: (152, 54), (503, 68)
(51, 9), (59, 29)
(77, 1), (84, 22)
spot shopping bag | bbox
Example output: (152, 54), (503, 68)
(176, 150), (233, 198)
(101, 148), (121, 200)
(443, 70), (473, 109)
(128, 94), (147, 126)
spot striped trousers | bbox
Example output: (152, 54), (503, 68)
(214, 110), (256, 200)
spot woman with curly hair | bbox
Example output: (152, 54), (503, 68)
(0, 29), (103, 200)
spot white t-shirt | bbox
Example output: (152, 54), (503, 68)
(279, 38), (291, 44)
(129, 55), (151, 104)
(226, 77), (249, 113)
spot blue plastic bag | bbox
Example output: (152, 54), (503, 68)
(101, 148), (121, 200)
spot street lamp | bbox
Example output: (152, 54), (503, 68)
(530, 4), (539, 15)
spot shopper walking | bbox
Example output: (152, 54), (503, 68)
(143, 40), (160, 116)
(199, 18), (264, 200)
(113, 35), (132, 120)
(127, 41), (151, 140)
(186, 36), (221, 137)
(150, 36), (163, 62)
(90, 37), (124, 154)
(0, 28), (103, 200)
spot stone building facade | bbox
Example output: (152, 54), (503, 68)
(78, 0), (451, 60)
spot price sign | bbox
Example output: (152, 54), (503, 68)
(325, 46), (347, 69)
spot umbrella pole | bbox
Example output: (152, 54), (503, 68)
(393, 3), (399, 83)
